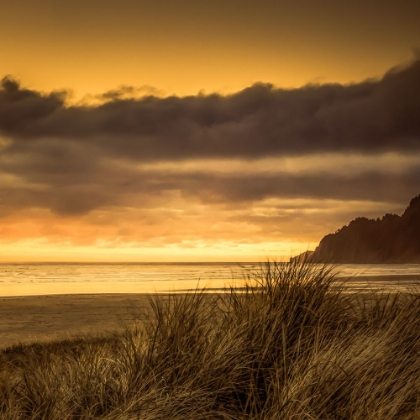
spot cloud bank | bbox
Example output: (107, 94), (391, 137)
(0, 58), (419, 254)
(1, 57), (419, 159)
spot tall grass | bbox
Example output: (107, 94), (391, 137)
(0, 259), (419, 419)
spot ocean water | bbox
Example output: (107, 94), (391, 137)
(0, 262), (419, 296)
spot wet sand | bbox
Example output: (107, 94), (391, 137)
(1, 280), (418, 349)
(0, 294), (152, 349)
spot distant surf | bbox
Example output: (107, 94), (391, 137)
(0, 262), (419, 296)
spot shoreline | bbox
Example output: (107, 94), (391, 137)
(0, 274), (418, 298)
(1, 274), (420, 350)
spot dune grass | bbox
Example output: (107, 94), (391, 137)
(0, 260), (420, 419)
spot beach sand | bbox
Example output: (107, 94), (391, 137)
(1, 285), (416, 350)
(0, 294), (151, 349)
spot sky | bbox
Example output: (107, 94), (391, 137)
(0, 0), (419, 262)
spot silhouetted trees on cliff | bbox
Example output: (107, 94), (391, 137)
(294, 194), (420, 263)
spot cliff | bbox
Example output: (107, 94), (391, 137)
(293, 194), (420, 263)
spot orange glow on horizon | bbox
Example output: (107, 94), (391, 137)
(0, 0), (418, 261)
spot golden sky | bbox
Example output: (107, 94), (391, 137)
(2, 0), (419, 98)
(0, 0), (419, 261)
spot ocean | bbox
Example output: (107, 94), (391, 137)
(0, 262), (419, 297)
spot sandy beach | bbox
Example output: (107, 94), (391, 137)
(0, 294), (152, 349)
(1, 279), (418, 350)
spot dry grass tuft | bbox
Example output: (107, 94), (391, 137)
(0, 259), (419, 419)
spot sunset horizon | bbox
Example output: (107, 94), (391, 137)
(1, 0), (419, 262)
(1, 60), (419, 262)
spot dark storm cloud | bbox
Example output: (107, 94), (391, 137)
(1, 146), (419, 216)
(0, 77), (65, 133)
(1, 58), (420, 216)
(1, 57), (420, 160)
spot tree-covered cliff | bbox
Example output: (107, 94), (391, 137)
(293, 195), (420, 263)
